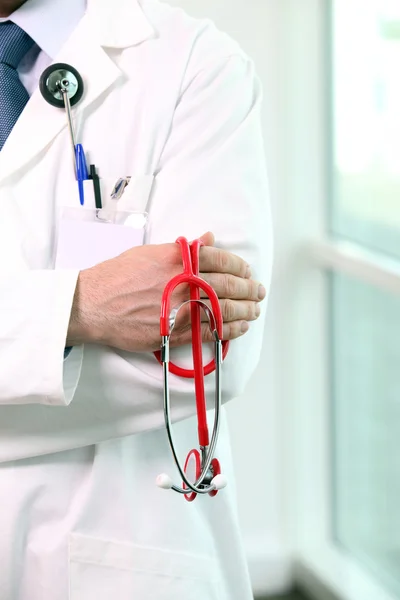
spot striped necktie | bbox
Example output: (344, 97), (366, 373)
(0, 21), (34, 150)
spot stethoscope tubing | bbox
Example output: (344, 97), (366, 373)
(159, 237), (226, 497)
(162, 317), (223, 495)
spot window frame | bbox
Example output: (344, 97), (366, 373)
(278, 2), (400, 599)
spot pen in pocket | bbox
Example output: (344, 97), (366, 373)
(76, 144), (89, 206)
(89, 164), (102, 210)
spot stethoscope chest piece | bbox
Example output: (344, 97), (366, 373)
(39, 62), (84, 108)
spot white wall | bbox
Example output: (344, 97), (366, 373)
(163, 0), (291, 595)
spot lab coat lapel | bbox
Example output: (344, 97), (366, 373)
(0, 0), (156, 186)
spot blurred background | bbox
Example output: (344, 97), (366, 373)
(166, 0), (400, 599)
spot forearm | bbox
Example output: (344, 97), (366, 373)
(0, 311), (267, 464)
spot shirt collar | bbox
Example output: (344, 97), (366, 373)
(3, 0), (86, 59)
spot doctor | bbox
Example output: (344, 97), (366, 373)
(0, 0), (272, 599)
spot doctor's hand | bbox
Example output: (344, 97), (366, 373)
(67, 232), (266, 353)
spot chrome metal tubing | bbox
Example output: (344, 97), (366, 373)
(60, 85), (77, 175)
(161, 308), (223, 495)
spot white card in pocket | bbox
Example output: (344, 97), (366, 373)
(55, 207), (148, 270)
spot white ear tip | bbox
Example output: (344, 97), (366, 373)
(211, 474), (227, 490)
(156, 474), (173, 489)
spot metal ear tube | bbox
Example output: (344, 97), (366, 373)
(155, 293), (227, 499)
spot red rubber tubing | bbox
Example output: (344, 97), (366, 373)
(154, 236), (229, 371)
(189, 240), (209, 447)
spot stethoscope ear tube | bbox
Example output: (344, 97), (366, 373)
(157, 299), (227, 499)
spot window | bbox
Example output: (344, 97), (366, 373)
(332, 273), (400, 598)
(331, 0), (400, 259)
(329, 1), (400, 597)
(281, 2), (400, 599)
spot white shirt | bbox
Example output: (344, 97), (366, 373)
(0, 0), (86, 96)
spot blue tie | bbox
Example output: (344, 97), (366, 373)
(0, 22), (34, 150)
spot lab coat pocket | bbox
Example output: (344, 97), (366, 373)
(54, 174), (154, 270)
(69, 533), (222, 600)
(112, 174), (154, 213)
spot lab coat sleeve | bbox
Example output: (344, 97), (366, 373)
(0, 270), (83, 406)
(145, 53), (273, 400)
(0, 54), (273, 462)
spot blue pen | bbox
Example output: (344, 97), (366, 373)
(75, 144), (89, 206)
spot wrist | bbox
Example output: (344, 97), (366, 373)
(67, 270), (99, 346)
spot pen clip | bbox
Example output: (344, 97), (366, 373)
(111, 177), (131, 201)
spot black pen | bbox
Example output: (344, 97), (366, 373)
(90, 164), (102, 209)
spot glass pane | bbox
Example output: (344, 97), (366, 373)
(331, 0), (400, 258)
(332, 273), (400, 596)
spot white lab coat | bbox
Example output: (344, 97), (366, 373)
(0, 0), (272, 598)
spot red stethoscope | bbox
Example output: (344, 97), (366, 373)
(154, 237), (229, 501)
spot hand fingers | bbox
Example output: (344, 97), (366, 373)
(198, 298), (260, 323)
(171, 297), (261, 331)
(201, 272), (266, 302)
(198, 231), (215, 247)
(170, 319), (250, 348)
(199, 246), (251, 279)
(203, 320), (249, 342)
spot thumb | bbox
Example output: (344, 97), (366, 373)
(199, 231), (215, 247)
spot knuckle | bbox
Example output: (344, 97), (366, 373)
(214, 250), (230, 273)
(224, 274), (237, 299)
(174, 305), (189, 328)
(223, 321), (240, 341)
(247, 302), (257, 320)
(222, 323), (231, 341)
(249, 280), (259, 300)
(201, 323), (213, 343)
(222, 299), (236, 322)
(169, 325), (184, 347)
